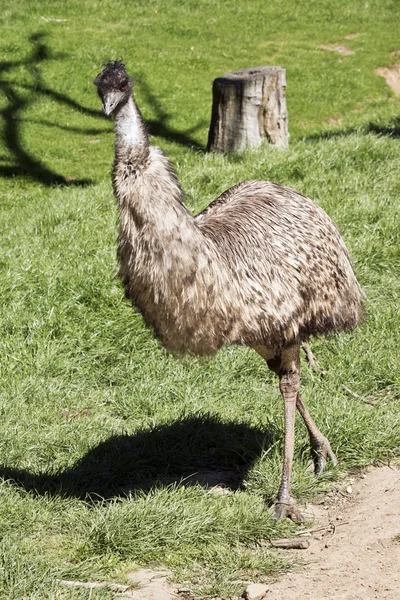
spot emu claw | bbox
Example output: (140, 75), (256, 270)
(312, 437), (338, 476)
(273, 500), (305, 523)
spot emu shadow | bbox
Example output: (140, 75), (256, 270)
(0, 415), (280, 501)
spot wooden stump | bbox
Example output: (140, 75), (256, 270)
(207, 67), (288, 153)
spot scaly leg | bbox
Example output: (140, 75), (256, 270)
(268, 346), (304, 522)
(296, 394), (337, 475)
(253, 345), (303, 520)
(254, 346), (303, 521)
(252, 344), (337, 521)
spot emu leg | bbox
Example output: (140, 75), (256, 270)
(295, 394), (338, 475)
(269, 346), (304, 522)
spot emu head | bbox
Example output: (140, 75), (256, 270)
(94, 60), (132, 117)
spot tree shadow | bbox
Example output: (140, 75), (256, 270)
(301, 116), (400, 143)
(0, 36), (207, 188)
(136, 73), (206, 151)
(0, 32), (110, 186)
(0, 415), (280, 502)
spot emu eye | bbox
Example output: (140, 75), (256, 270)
(119, 80), (129, 91)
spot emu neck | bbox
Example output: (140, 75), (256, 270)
(111, 95), (230, 355)
(112, 95), (208, 281)
(114, 95), (148, 149)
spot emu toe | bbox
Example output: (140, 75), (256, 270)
(311, 436), (338, 477)
(273, 499), (305, 523)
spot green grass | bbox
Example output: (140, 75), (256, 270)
(0, 0), (400, 598)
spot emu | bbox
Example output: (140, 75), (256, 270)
(94, 61), (364, 521)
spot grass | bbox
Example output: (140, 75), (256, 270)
(0, 0), (400, 598)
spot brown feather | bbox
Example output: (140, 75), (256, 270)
(96, 62), (364, 358)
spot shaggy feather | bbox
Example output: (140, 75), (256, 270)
(94, 61), (364, 357)
(94, 60), (364, 521)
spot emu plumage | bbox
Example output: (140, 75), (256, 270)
(94, 61), (364, 520)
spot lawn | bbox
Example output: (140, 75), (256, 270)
(0, 0), (400, 598)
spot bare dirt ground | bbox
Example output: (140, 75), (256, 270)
(262, 465), (400, 600)
(121, 466), (400, 600)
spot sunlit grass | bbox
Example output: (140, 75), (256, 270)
(0, 0), (399, 598)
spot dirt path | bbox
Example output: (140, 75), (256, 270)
(114, 466), (400, 600)
(265, 466), (400, 600)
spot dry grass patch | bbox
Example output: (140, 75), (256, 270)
(318, 44), (355, 55)
(375, 65), (400, 95)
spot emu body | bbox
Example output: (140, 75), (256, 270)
(94, 61), (364, 520)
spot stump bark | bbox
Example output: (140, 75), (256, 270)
(207, 66), (288, 153)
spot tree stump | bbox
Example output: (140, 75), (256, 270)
(207, 67), (288, 153)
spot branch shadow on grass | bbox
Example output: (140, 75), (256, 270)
(0, 37), (207, 187)
(301, 116), (400, 142)
(136, 72), (206, 152)
(0, 32), (110, 186)
(0, 415), (280, 502)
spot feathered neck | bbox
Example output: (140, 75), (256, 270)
(114, 95), (149, 149)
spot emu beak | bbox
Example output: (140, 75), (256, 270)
(102, 99), (114, 117)
(101, 91), (121, 117)
(102, 101), (113, 117)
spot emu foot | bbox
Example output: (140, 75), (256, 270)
(302, 342), (327, 376)
(272, 499), (305, 522)
(311, 436), (338, 476)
